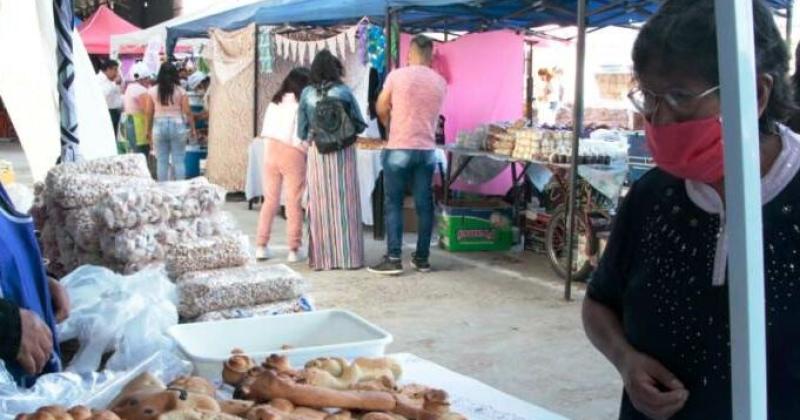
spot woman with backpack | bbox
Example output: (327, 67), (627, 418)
(255, 68), (311, 263)
(298, 50), (367, 270)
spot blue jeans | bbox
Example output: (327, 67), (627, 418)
(153, 117), (188, 181)
(382, 149), (436, 260)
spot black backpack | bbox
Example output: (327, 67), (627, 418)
(310, 84), (357, 154)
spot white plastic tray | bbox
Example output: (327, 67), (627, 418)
(167, 309), (393, 379)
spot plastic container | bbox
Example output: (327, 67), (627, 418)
(167, 309), (393, 379)
(184, 147), (208, 179)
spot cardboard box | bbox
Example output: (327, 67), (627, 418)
(438, 200), (513, 252)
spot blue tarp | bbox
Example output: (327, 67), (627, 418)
(166, 0), (794, 52)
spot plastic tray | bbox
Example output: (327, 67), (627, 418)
(167, 309), (393, 379)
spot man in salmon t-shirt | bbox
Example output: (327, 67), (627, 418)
(368, 35), (447, 275)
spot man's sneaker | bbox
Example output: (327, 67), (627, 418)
(367, 256), (403, 275)
(255, 246), (274, 261)
(411, 253), (432, 273)
(287, 248), (307, 263)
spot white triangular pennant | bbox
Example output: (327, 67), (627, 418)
(347, 26), (358, 54)
(327, 37), (338, 57)
(308, 40), (318, 63)
(275, 36), (285, 59)
(337, 32), (348, 58)
(290, 40), (298, 62)
(317, 40), (326, 54)
(282, 37), (290, 60)
(298, 41), (308, 64)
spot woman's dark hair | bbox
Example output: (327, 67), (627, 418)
(310, 50), (344, 85)
(272, 67), (311, 104)
(633, 0), (794, 133)
(98, 59), (119, 72)
(156, 62), (180, 107)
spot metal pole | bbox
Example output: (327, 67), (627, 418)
(385, 8), (393, 71)
(526, 41), (535, 122)
(564, 0), (587, 301)
(253, 26), (260, 138)
(715, 0), (767, 419)
(787, 1), (794, 48)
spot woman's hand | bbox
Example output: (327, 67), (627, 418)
(16, 309), (53, 375)
(621, 350), (689, 420)
(48, 277), (69, 323)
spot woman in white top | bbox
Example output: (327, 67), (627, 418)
(255, 68), (311, 262)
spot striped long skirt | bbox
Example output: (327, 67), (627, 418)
(306, 144), (364, 270)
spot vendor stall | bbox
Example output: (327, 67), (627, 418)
(78, 5), (139, 56)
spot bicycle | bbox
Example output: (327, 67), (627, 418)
(543, 168), (614, 283)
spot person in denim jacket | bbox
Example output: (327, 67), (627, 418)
(297, 50), (367, 271)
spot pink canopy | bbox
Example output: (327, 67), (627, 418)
(79, 5), (139, 55)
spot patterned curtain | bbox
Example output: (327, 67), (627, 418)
(53, 0), (81, 162)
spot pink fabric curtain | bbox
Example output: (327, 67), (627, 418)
(400, 30), (525, 195)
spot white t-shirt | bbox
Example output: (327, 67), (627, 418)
(96, 72), (123, 110)
(260, 93), (303, 149)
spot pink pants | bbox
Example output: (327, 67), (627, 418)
(256, 140), (307, 250)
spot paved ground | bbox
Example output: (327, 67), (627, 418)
(1, 140), (623, 420)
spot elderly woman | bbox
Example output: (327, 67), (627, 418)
(583, 0), (800, 419)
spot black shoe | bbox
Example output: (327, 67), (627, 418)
(411, 253), (431, 273)
(367, 256), (404, 275)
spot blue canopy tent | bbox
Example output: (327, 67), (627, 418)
(166, 0), (793, 50)
(162, 0), (793, 418)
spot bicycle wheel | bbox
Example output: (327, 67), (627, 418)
(545, 205), (597, 282)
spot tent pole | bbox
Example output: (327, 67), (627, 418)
(787, 1), (794, 48)
(715, 0), (767, 419)
(386, 8), (393, 71)
(253, 25), (259, 138)
(564, 0), (587, 301)
(525, 41), (535, 122)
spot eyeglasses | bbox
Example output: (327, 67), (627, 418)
(628, 85), (720, 117)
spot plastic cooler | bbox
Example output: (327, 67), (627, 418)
(167, 309), (393, 379)
(184, 147), (207, 179)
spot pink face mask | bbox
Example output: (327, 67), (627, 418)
(645, 116), (724, 183)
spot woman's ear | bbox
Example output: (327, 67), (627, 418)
(756, 73), (774, 118)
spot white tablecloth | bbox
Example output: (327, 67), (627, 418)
(245, 139), (381, 225)
(395, 353), (569, 420)
(246, 139), (445, 227)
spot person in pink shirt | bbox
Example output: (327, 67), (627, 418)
(368, 35), (447, 275)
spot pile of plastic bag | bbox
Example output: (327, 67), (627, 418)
(0, 266), (191, 419)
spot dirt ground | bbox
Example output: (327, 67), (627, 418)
(2, 140), (622, 419)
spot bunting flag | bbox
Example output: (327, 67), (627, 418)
(289, 39), (298, 62)
(298, 41), (308, 64)
(273, 26), (359, 65)
(337, 32), (348, 58)
(327, 37), (338, 57)
(347, 26), (358, 53)
(53, 0), (81, 162)
(274, 36), (284, 59)
(308, 40), (318, 63)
